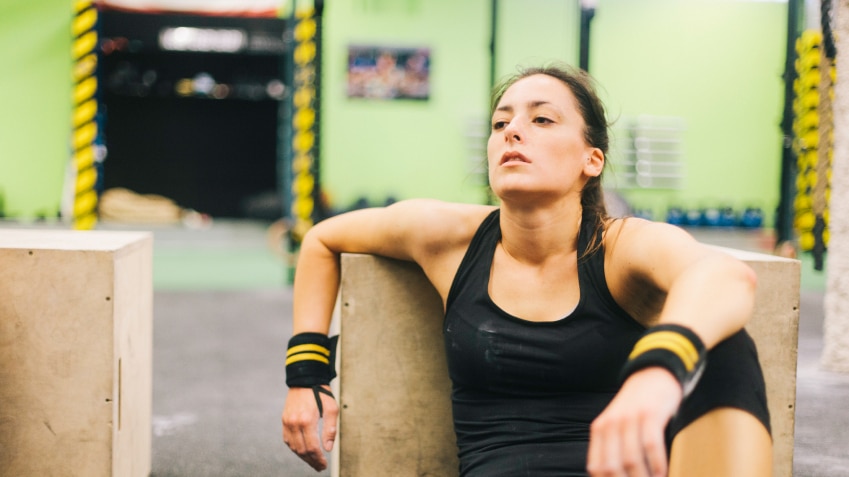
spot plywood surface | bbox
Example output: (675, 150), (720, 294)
(338, 254), (457, 477)
(0, 230), (152, 477)
(112, 236), (154, 477)
(0, 229), (150, 252)
(722, 248), (801, 477)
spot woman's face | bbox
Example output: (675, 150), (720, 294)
(487, 74), (602, 204)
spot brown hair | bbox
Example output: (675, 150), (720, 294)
(490, 64), (611, 257)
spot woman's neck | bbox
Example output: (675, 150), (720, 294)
(498, 201), (582, 265)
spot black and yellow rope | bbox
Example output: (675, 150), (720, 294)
(71, 0), (99, 230)
(792, 30), (833, 258)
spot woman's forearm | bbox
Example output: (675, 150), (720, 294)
(291, 229), (342, 335)
(657, 252), (757, 349)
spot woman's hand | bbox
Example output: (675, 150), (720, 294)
(282, 386), (338, 472)
(587, 367), (683, 477)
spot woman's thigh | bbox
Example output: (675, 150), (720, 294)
(669, 407), (772, 477)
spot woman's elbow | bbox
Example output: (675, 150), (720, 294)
(734, 258), (758, 296)
(725, 257), (758, 321)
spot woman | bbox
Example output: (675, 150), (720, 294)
(282, 64), (772, 476)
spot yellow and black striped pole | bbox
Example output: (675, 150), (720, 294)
(70, 0), (99, 230)
(289, 6), (320, 243)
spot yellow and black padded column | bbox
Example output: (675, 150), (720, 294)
(70, 0), (99, 230)
(288, 5), (321, 243)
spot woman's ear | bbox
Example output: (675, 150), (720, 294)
(583, 148), (604, 177)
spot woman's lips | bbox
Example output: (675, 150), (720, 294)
(500, 151), (530, 165)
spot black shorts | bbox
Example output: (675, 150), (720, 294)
(458, 330), (771, 476)
(666, 329), (771, 447)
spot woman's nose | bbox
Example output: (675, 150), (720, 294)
(504, 120), (522, 143)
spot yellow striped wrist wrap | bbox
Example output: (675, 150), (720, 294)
(286, 332), (338, 388)
(621, 324), (707, 397)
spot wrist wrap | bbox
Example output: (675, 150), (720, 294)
(285, 332), (339, 388)
(620, 323), (707, 397)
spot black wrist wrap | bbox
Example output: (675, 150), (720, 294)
(285, 332), (339, 388)
(620, 324), (707, 397)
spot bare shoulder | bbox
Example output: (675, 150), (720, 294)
(603, 217), (717, 287)
(311, 198), (495, 263)
(312, 199), (494, 301)
(603, 218), (705, 322)
(392, 199), (496, 253)
(604, 217), (704, 258)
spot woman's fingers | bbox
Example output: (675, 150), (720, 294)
(599, 417), (623, 476)
(621, 417), (651, 477)
(588, 413), (649, 477)
(586, 416), (606, 475)
(641, 415), (668, 477)
(587, 368), (681, 476)
(319, 387), (339, 452)
(588, 413), (657, 477)
(282, 387), (331, 471)
(301, 421), (328, 471)
(283, 417), (327, 471)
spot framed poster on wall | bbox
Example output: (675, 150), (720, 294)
(347, 45), (430, 100)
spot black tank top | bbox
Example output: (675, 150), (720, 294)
(444, 209), (645, 476)
(443, 210), (772, 476)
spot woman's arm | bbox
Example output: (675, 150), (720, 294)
(587, 219), (758, 477)
(605, 218), (757, 347)
(293, 199), (495, 333)
(282, 199), (493, 472)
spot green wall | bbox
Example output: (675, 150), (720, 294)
(321, 0), (787, 222)
(0, 0), (789, 225)
(590, 0), (787, 222)
(494, 0), (580, 84)
(0, 0), (71, 219)
(321, 0), (581, 209)
(320, 0), (492, 209)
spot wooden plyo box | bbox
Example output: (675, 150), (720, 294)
(713, 247), (801, 477)
(0, 229), (153, 477)
(334, 249), (800, 477)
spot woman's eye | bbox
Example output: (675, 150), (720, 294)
(492, 120), (507, 130)
(533, 116), (553, 124)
